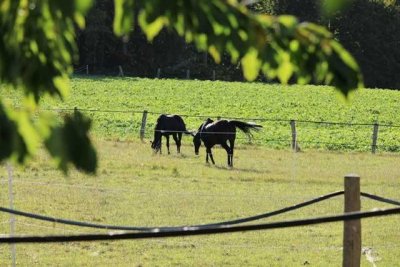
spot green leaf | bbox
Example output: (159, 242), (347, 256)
(53, 76), (70, 99)
(241, 48), (261, 81)
(74, 0), (93, 13)
(113, 0), (135, 36)
(45, 111), (97, 174)
(277, 53), (293, 84)
(278, 15), (298, 29)
(0, 103), (29, 164)
(139, 12), (166, 42)
(74, 13), (86, 28)
(208, 45), (221, 63)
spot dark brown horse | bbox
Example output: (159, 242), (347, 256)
(193, 119), (262, 167)
(151, 114), (190, 154)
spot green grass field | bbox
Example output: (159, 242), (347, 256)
(0, 139), (399, 266)
(48, 77), (400, 151)
(1, 77), (400, 266)
(4, 76), (400, 151)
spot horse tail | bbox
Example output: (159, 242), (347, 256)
(179, 118), (191, 135)
(230, 120), (262, 139)
(184, 130), (193, 135)
(172, 115), (192, 135)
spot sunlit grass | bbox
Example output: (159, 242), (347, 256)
(0, 137), (399, 266)
(4, 77), (400, 151)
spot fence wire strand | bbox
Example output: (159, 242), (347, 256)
(0, 191), (344, 232)
(41, 107), (400, 128)
(361, 192), (400, 206)
(1, 191), (399, 235)
(1, 207), (399, 244)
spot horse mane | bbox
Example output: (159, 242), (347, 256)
(198, 118), (214, 132)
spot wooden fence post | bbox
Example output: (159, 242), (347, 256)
(118, 65), (124, 77)
(156, 68), (161, 78)
(186, 69), (190, 79)
(343, 174), (361, 267)
(371, 123), (379, 154)
(290, 120), (299, 152)
(140, 110), (148, 141)
(212, 70), (216, 81)
(86, 65), (89, 75)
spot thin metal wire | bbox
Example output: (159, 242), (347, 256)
(39, 107), (400, 128)
(361, 192), (400, 206)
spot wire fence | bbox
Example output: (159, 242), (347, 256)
(0, 190), (399, 243)
(40, 107), (400, 153)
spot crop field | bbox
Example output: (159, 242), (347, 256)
(10, 76), (398, 152)
(1, 77), (400, 266)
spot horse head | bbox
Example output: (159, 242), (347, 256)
(192, 132), (201, 155)
(150, 139), (161, 152)
(192, 118), (213, 155)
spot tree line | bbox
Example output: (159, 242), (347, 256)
(77, 0), (400, 89)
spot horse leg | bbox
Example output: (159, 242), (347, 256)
(165, 135), (170, 154)
(221, 142), (231, 166)
(172, 133), (180, 153)
(229, 138), (235, 167)
(206, 147), (215, 164)
(177, 133), (182, 153)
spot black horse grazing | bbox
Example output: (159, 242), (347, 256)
(151, 114), (190, 154)
(193, 119), (262, 167)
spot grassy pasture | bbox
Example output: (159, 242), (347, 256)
(67, 78), (400, 151)
(0, 139), (399, 266)
(1, 78), (400, 265)
(4, 77), (400, 151)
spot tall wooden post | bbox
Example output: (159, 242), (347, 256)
(343, 174), (361, 267)
(186, 69), (190, 79)
(140, 110), (148, 141)
(290, 120), (298, 151)
(371, 123), (379, 154)
(156, 68), (161, 78)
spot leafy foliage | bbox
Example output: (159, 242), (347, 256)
(0, 0), (96, 173)
(45, 110), (97, 173)
(0, 0), (362, 173)
(0, 103), (28, 163)
(114, 0), (363, 94)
